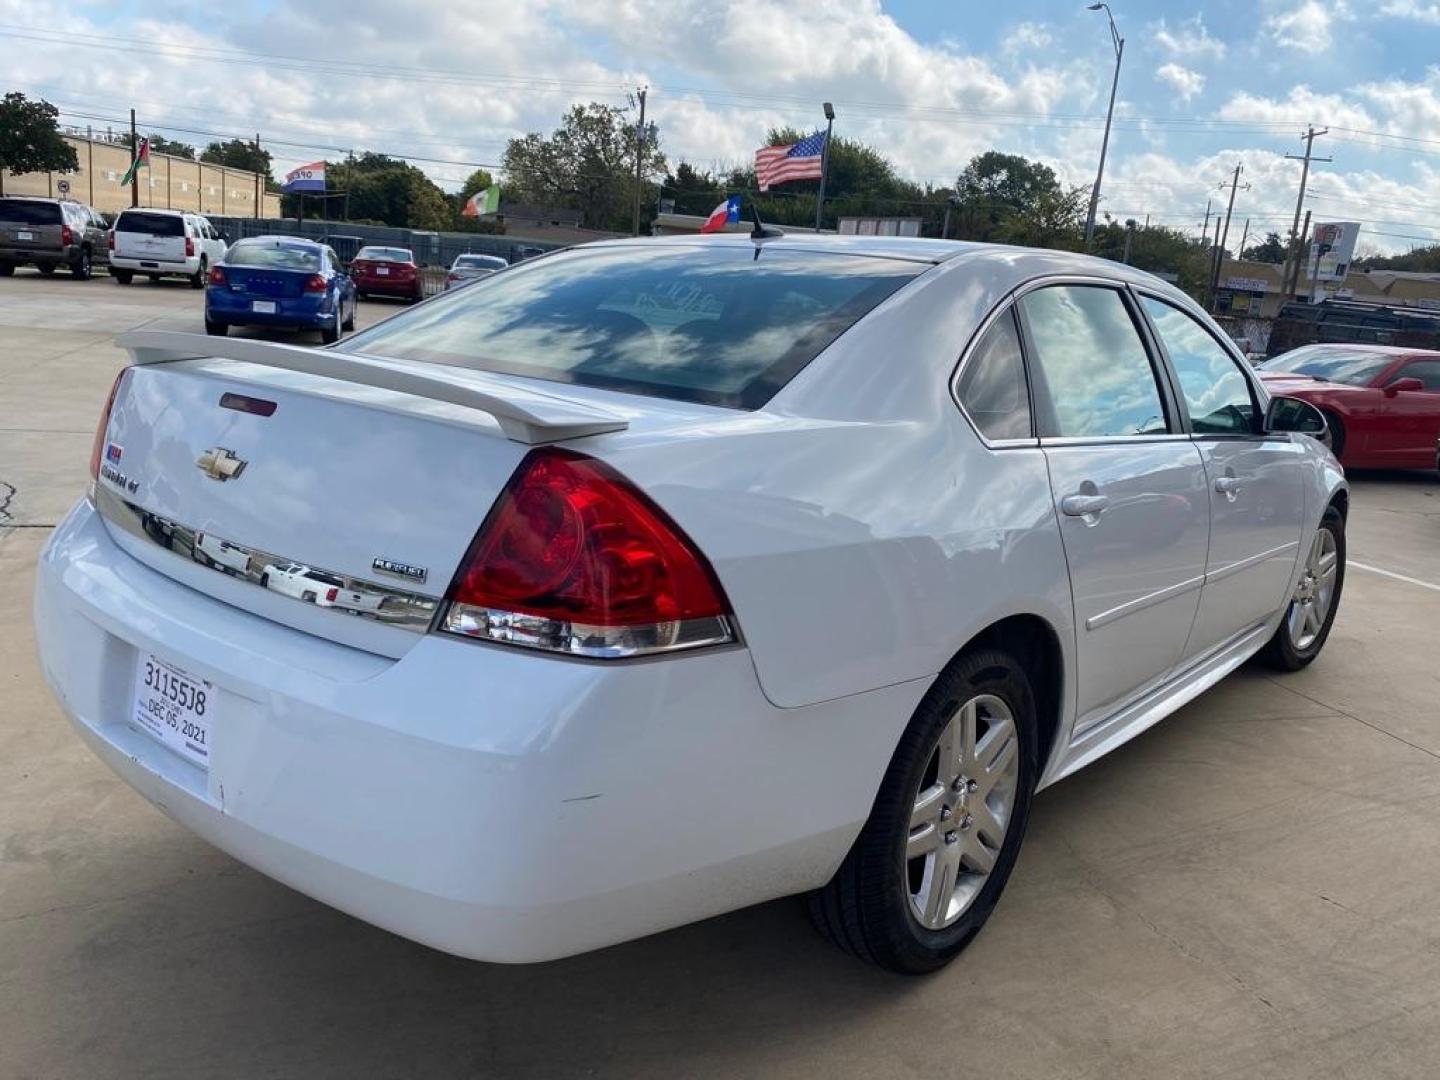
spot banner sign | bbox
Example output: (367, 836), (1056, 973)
(282, 161), (327, 194)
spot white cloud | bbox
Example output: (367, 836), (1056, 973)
(1156, 63), (1205, 102)
(1379, 0), (1440, 23)
(1001, 21), (1053, 55)
(1265, 1), (1351, 53)
(1152, 16), (1226, 61)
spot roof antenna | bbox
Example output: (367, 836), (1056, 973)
(750, 203), (784, 242)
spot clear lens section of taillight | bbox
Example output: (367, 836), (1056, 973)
(89, 368), (131, 485)
(440, 449), (736, 658)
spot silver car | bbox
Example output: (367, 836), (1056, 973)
(444, 253), (508, 290)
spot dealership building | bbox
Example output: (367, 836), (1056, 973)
(3, 132), (282, 218)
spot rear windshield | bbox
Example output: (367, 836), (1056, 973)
(226, 243), (322, 271)
(357, 247), (412, 263)
(340, 246), (923, 409)
(0, 199), (62, 225)
(455, 255), (507, 270)
(1260, 347), (1393, 386)
(116, 212), (185, 237)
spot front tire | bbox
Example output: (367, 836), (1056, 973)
(37, 263), (56, 277)
(1321, 410), (1346, 461)
(809, 648), (1038, 974)
(1258, 506), (1345, 671)
(342, 297), (355, 331)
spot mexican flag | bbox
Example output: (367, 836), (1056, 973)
(120, 138), (150, 186)
(462, 185), (501, 218)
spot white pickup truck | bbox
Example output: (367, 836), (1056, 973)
(108, 209), (227, 288)
(258, 562), (344, 607)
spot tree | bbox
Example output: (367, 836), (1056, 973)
(0, 92), (78, 196)
(950, 152), (1085, 247)
(661, 161), (724, 216)
(1354, 243), (1440, 273)
(502, 103), (666, 231)
(459, 168), (494, 201)
(200, 139), (274, 185)
(1090, 218), (1212, 297)
(1241, 231), (1287, 264)
(146, 134), (196, 160)
(286, 152), (454, 230)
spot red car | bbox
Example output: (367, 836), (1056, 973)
(1257, 344), (1440, 471)
(349, 245), (423, 302)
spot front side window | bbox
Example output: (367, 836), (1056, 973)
(341, 246), (922, 409)
(956, 309), (1031, 441)
(1395, 359), (1440, 391)
(1141, 296), (1257, 435)
(1020, 286), (1169, 438)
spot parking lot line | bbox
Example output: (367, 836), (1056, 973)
(1350, 560), (1440, 593)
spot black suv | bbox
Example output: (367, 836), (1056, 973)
(0, 197), (110, 280)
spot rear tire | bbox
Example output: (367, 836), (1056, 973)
(190, 257), (207, 289)
(808, 648), (1038, 974)
(204, 318), (227, 337)
(72, 249), (93, 280)
(0, 263), (14, 277)
(113, 270), (133, 285)
(320, 319), (340, 345)
(148, 274), (161, 284)
(1258, 505), (1345, 672)
(37, 263), (56, 277)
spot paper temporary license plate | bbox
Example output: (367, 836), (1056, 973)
(17, 230), (35, 241)
(131, 652), (214, 769)
(252, 299), (277, 313)
(376, 266), (390, 276)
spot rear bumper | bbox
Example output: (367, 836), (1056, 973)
(206, 290), (334, 328)
(354, 276), (420, 296)
(111, 255), (200, 276)
(34, 498), (922, 962)
(0, 244), (77, 266)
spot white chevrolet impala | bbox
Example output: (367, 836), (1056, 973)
(35, 235), (1346, 973)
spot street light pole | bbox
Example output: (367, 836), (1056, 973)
(1083, 3), (1123, 250)
(814, 102), (835, 232)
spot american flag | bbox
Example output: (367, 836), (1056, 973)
(754, 131), (827, 191)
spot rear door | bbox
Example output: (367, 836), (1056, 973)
(1020, 283), (1210, 734)
(114, 210), (186, 263)
(1137, 293), (1306, 658)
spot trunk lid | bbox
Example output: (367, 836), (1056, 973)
(220, 265), (314, 298)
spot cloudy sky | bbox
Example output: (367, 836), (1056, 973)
(3, 0), (1439, 252)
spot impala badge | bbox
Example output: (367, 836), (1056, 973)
(196, 447), (247, 482)
(372, 558), (428, 583)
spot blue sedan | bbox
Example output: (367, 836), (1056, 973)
(204, 236), (357, 343)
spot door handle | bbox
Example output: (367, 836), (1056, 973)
(1060, 493), (1111, 517)
(1214, 476), (1244, 499)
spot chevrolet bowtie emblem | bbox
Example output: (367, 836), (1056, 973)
(196, 447), (247, 481)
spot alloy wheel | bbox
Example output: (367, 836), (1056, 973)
(906, 693), (1020, 930)
(1287, 525), (1339, 651)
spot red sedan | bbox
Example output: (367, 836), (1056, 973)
(1257, 344), (1440, 471)
(349, 245), (423, 302)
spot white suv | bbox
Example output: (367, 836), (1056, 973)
(108, 209), (228, 288)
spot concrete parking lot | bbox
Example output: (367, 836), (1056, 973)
(3, 269), (1440, 1079)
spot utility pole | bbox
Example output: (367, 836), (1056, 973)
(344, 148), (353, 222)
(1237, 217), (1251, 260)
(1282, 126), (1331, 299)
(1083, 3), (1124, 249)
(631, 86), (647, 237)
(1210, 163), (1249, 309)
(1295, 209), (1312, 302)
(254, 134), (262, 219)
(129, 109), (139, 208)
(1199, 198), (1212, 245)
(1121, 219), (1135, 264)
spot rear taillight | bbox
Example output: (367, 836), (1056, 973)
(303, 274), (326, 293)
(107, 231), (114, 251)
(185, 237), (195, 257)
(61, 225), (73, 246)
(447, 273), (460, 282)
(441, 449), (735, 658)
(207, 266), (226, 285)
(325, 587), (339, 603)
(89, 369), (131, 483)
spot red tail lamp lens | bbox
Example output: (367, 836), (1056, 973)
(89, 369), (130, 482)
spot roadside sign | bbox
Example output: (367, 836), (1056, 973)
(57, 179), (70, 195)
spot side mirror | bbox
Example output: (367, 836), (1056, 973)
(1265, 396), (1330, 447)
(1385, 377), (1424, 397)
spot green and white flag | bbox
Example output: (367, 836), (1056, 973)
(462, 185), (501, 218)
(120, 137), (150, 186)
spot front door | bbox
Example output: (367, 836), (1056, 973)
(1374, 359), (1440, 467)
(1138, 295), (1308, 656)
(1019, 284), (1211, 734)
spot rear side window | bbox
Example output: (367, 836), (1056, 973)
(116, 212), (185, 237)
(456, 255), (506, 270)
(357, 247), (413, 263)
(341, 246), (922, 409)
(957, 310), (1032, 441)
(1141, 297), (1257, 435)
(0, 200), (62, 225)
(226, 244), (322, 271)
(1021, 286), (1169, 438)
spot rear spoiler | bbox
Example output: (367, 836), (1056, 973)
(116, 330), (630, 445)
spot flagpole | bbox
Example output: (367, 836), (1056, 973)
(813, 102), (835, 232)
(129, 109), (139, 208)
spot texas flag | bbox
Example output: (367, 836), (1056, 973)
(700, 195), (741, 234)
(282, 161), (327, 193)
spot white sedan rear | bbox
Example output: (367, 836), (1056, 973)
(34, 235), (1345, 972)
